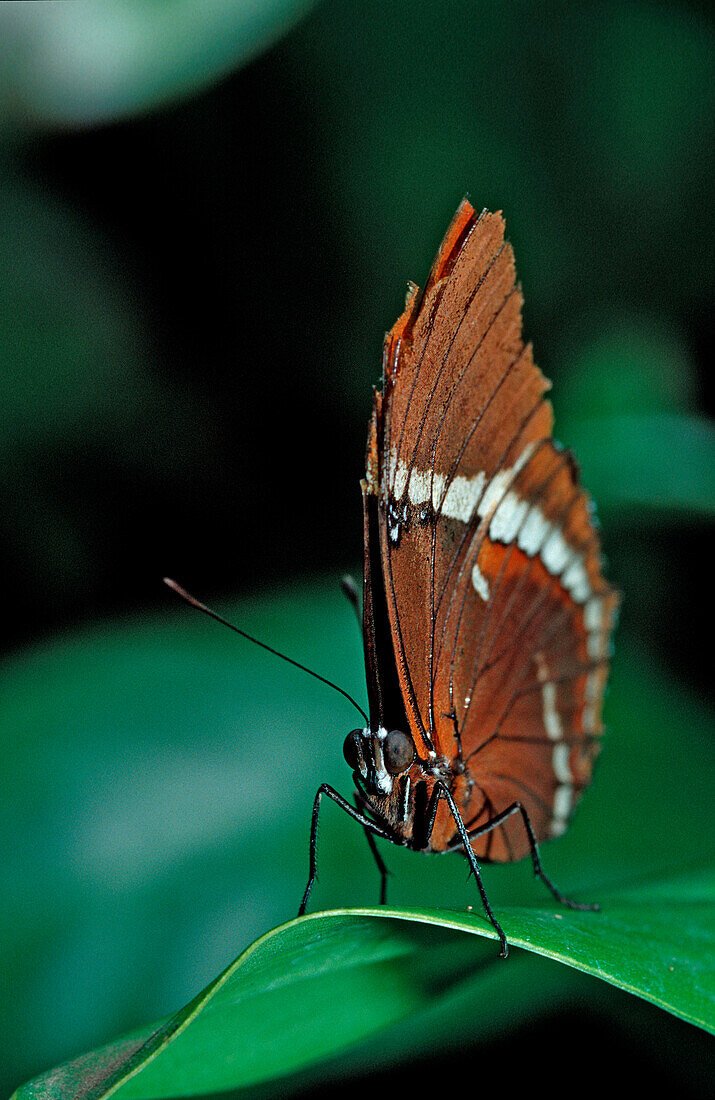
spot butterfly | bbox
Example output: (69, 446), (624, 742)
(297, 200), (619, 956)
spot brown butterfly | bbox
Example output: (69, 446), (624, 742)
(298, 200), (619, 956)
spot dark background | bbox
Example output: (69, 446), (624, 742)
(2, 0), (712, 681)
(1, 1), (712, 1096)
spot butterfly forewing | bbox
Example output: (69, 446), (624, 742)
(367, 200), (618, 858)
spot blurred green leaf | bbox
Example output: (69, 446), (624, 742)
(549, 314), (712, 519)
(14, 864), (714, 1099)
(0, 0), (316, 128)
(0, 169), (189, 457)
(552, 316), (699, 423)
(3, 580), (714, 1094)
(562, 414), (715, 518)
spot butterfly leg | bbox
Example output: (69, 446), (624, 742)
(467, 802), (599, 912)
(427, 781), (508, 957)
(298, 784), (394, 916)
(354, 795), (390, 905)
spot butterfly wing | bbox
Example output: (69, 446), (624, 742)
(366, 200), (618, 858)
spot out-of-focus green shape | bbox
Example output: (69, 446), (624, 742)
(550, 317), (713, 518)
(4, 581), (714, 1095)
(576, 3), (713, 208)
(0, 170), (175, 453)
(0, 0), (316, 128)
(552, 317), (699, 422)
(564, 414), (715, 518)
(13, 866), (715, 1099)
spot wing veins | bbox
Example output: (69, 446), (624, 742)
(427, 395), (547, 712)
(454, 476), (585, 733)
(400, 240), (507, 488)
(462, 541), (601, 765)
(442, 446), (572, 730)
(383, 272), (518, 745)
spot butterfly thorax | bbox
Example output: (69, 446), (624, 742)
(344, 726), (453, 849)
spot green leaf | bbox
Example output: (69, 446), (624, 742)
(4, 582), (714, 1096)
(561, 414), (715, 518)
(14, 866), (715, 1099)
(0, 0), (316, 128)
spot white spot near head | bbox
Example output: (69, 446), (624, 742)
(399, 775), (411, 822)
(372, 739), (393, 794)
(374, 767), (393, 794)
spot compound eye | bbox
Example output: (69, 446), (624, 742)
(343, 729), (363, 771)
(383, 729), (414, 775)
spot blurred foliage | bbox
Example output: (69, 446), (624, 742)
(0, 0), (712, 1096)
(0, 0), (316, 126)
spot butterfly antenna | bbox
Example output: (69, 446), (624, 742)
(163, 578), (369, 725)
(340, 574), (362, 632)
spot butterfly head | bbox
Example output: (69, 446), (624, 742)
(343, 726), (415, 797)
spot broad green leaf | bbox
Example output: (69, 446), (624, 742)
(4, 580), (714, 1096)
(14, 865), (715, 1099)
